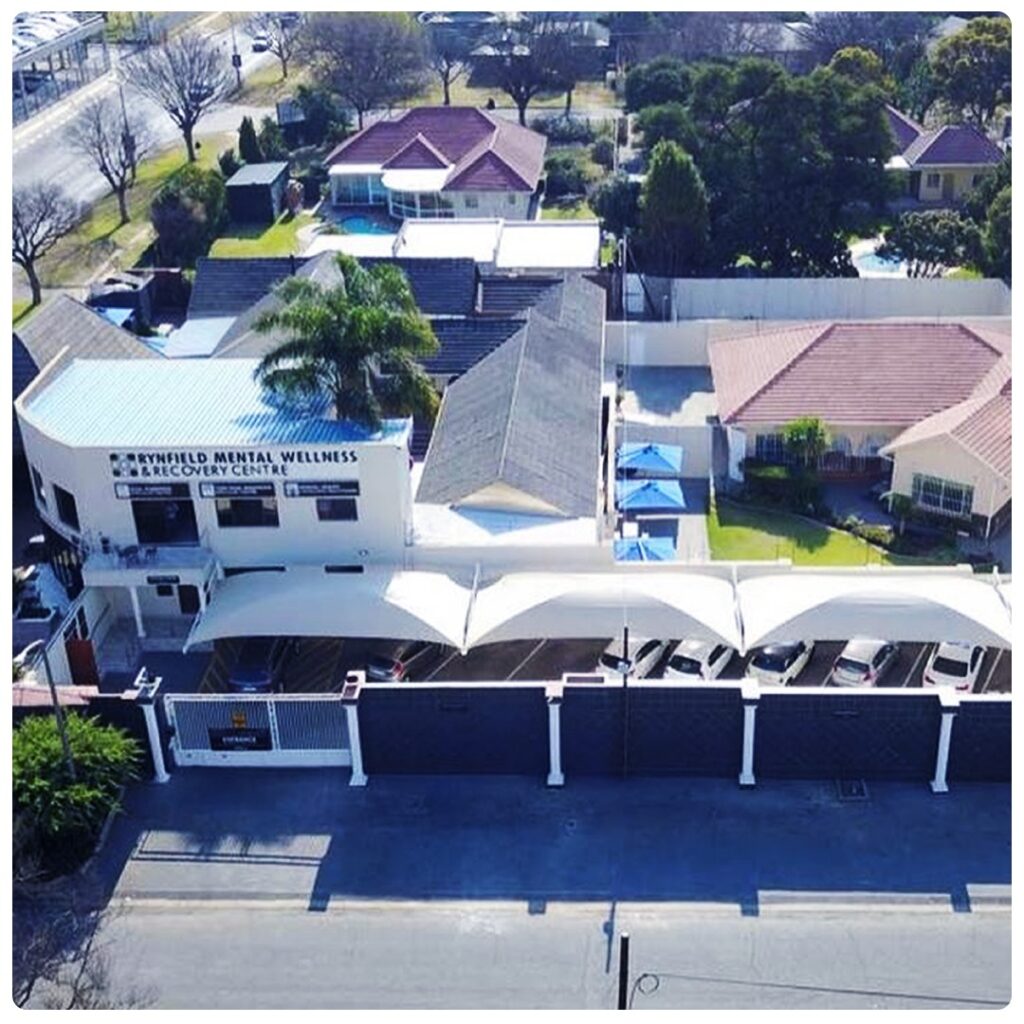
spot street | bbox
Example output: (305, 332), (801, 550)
(90, 900), (1009, 1009)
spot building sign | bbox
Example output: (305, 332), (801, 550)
(208, 727), (273, 752)
(114, 482), (191, 500)
(146, 574), (181, 585)
(199, 482), (276, 499)
(109, 448), (359, 481)
(283, 480), (361, 498)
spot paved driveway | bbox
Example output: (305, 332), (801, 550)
(90, 772), (1009, 912)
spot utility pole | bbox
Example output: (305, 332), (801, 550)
(23, 640), (77, 783)
(118, 82), (137, 181)
(229, 16), (242, 92)
(617, 932), (631, 1009)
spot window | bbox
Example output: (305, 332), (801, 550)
(316, 498), (358, 521)
(926, 173), (941, 189)
(333, 174), (370, 205)
(389, 190), (420, 218)
(507, 193), (517, 206)
(215, 497), (279, 528)
(972, 174), (984, 187)
(53, 484), (80, 531)
(911, 474), (973, 518)
(31, 465), (46, 507)
(465, 195), (479, 209)
(754, 433), (787, 463)
(132, 498), (200, 545)
(156, 584), (174, 597)
(223, 566), (286, 577)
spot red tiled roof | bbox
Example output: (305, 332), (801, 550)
(903, 124), (1004, 166)
(711, 322), (1006, 426)
(324, 107), (546, 192)
(382, 133), (451, 170)
(885, 105), (924, 154)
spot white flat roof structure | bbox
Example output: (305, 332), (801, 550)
(496, 219), (600, 269)
(395, 219), (503, 263)
(327, 163), (383, 176)
(381, 167), (451, 193)
(186, 566), (472, 650)
(303, 233), (399, 259)
(413, 502), (597, 548)
(150, 316), (235, 358)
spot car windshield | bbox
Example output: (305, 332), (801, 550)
(835, 657), (870, 676)
(752, 649), (794, 672)
(932, 656), (969, 677)
(367, 655), (395, 670)
(600, 653), (630, 672)
(669, 655), (702, 675)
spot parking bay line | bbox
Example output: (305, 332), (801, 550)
(424, 648), (459, 681)
(980, 648), (1005, 693)
(506, 639), (546, 680)
(901, 644), (930, 688)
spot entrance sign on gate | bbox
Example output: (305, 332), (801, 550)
(209, 727), (272, 751)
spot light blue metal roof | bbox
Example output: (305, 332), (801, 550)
(24, 359), (410, 448)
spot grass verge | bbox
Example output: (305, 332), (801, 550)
(209, 212), (316, 257)
(541, 198), (596, 220)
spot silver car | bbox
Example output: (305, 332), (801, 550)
(830, 638), (900, 687)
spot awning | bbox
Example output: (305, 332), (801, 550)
(616, 442), (683, 477)
(737, 573), (1013, 651)
(616, 478), (686, 512)
(184, 567), (472, 650)
(613, 537), (677, 562)
(465, 572), (741, 649)
(380, 168), (451, 193)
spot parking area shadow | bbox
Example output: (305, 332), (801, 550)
(85, 771), (1010, 916)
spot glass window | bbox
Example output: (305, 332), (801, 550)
(132, 499), (200, 545)
(316, 498), (358, 521)
(507, 193), (517, 205)
(216, 497), (279, 528)
(333, 174), (370, 205)
(389, 190), (419, 218)
(926, 173), (941, 188)
(465, 195), (479, 209)
(31, 465), (46, 507)
(911, 474), (973, 517)
(367, 175), (387, 205)
(53, 484), (80, 531)
(754, 433), (787, 463)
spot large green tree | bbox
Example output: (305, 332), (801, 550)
(624, 56), (691, 112)
(982, 186), (1011, 281)
(254, 254), (440, 430)
(635, 101), (698, 153)
(591, 173), (641, 239)
(637, 140), (709, 277)
(931, 16), (1011, 126)
(878, 209), (982, 278)
(150, 164), (226, 266)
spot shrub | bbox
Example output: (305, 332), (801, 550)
(238, 115), (263, 163)
(591, 173), (640, 237)
(853, 523), (895, 548)
(13, 713), (140, 877)
(258, 116), (289, 161)
(531, 114), (595, 144)
(544, 150), (593, 199)
(591, 137), (615, 169)
(624, 56), (691, 112)
(218, 148), (241, 178)
(635, 102), (698, 152)
(150, 164), (227, 267)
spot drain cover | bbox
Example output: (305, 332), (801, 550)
(836, 779), (869, 801)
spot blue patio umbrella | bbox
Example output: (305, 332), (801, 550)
(616, 441), (684, 477)
(613, 536), (677, 562)
(616, 478), (687, 512)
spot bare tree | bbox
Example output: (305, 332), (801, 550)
(298, 12), (427, 130)
(67, 96), (152, 226)
(247, 11), (301, 79)
(122, 32), (229, 162)
(12, 183), (82, 306)
(426, 23), (473, 106)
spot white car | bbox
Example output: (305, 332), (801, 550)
(597, 637), (668, 680)
(923, 642), (986, 692)
(830, 638), (900, 687)
(664, 639), (736, 681)
(747, 641), (815, 686)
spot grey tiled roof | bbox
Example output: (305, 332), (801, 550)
(479, 274), (563, 316)
(188, 257), (300, 318)
(362, 257), (478, 316)
(903, 124), (1005, 167)
(417, 275), (605, 518)
(16, 294), (159, 370)
(225, 161), (290, 187)
(423, 318), (526, 377)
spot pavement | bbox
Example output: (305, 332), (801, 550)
(92, 771), (1009, 911)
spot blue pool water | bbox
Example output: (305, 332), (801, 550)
(853, 250), (904, 274)
(340, 215), (394, 235)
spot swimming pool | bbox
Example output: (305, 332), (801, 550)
(340, 214), (395, 235)
(854, 250), (904, 275)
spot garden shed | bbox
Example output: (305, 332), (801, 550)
(226, 161), (290, 224)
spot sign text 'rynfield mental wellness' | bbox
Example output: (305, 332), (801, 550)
(108, 448), (359, 480)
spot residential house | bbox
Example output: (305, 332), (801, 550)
(323, 107), (547, 221)
(709, 321), (1011, 537)
(885, 109), (1004, 202)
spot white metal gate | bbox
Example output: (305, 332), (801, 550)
(164, 693), (351, 768)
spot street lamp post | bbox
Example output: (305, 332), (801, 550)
(118, 82), (137, 180)
(229, 17), (242, 91)
(21, 639), (77, 783)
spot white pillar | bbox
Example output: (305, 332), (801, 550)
(930, 690), (959, 794)
(134, 672), (169, 783)
(739, 681), (759, 787)
(129, 585), (146, 638)
(343, 672), (367, 787)
(546, 684), (564, 787)
(198, 581), (207, 612)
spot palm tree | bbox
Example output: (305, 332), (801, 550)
(253, 254), (440, 431)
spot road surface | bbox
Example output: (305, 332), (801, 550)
(85, 900), (1010, 1010)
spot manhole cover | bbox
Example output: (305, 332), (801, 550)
(836, 779), (869, 801)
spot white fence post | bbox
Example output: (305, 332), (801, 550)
(546, 683), (565, 787)
(739, 681), (759, 787)
(343, 672), (367, 787)
(930, 690), (960, 794)
(134, 670), (170, 783)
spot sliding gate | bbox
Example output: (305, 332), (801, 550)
(164, 693), (351, 768)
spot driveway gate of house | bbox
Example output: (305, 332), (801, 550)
(164, 694), (351, 768)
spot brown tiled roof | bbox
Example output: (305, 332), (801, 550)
(710, 322), (1006, 426)
(324, 107), (546, 192)
(903, 124), (1004, 166)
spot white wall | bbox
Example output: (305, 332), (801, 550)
(452, 191), (532, 219)
(605, 321), (712, 366)
(917, 167), (988, 202)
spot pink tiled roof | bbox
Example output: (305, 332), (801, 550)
(710, 322), (1006, 426)
(885, 105), (924, 154)
(382, 133), (451, 170)
(903, 124), (1004, 166)
(324, 107), (546, 192)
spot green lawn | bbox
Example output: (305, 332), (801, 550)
(708, 499), (895, 566)
(209, 212), (316, 257)
(541, 199), (596, 220)
(237, 62), (309, 106)
(36, 131), (234, 287)
(414, 77), (619, 112)
(13, 299), (33, 324)
(946, 266), (984, 279)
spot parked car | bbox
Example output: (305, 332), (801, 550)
(597, 637), (668, 680)
(830, 638), (900, 687)
(365, 641), (438, 682)
(664, 639), (735, 681)
(747, 641), (814, 686)
(923, 642), (986, 692)
(188, 82), (215, 104)
(226, 636), (295, 693)
(251, 34), (270, 52)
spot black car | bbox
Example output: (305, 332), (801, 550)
(226, 636), (295, 693)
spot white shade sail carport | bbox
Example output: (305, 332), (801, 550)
(184, 567), (472, 651)
(738, 573), (1013, 651)
(465, 572), (741, 650)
